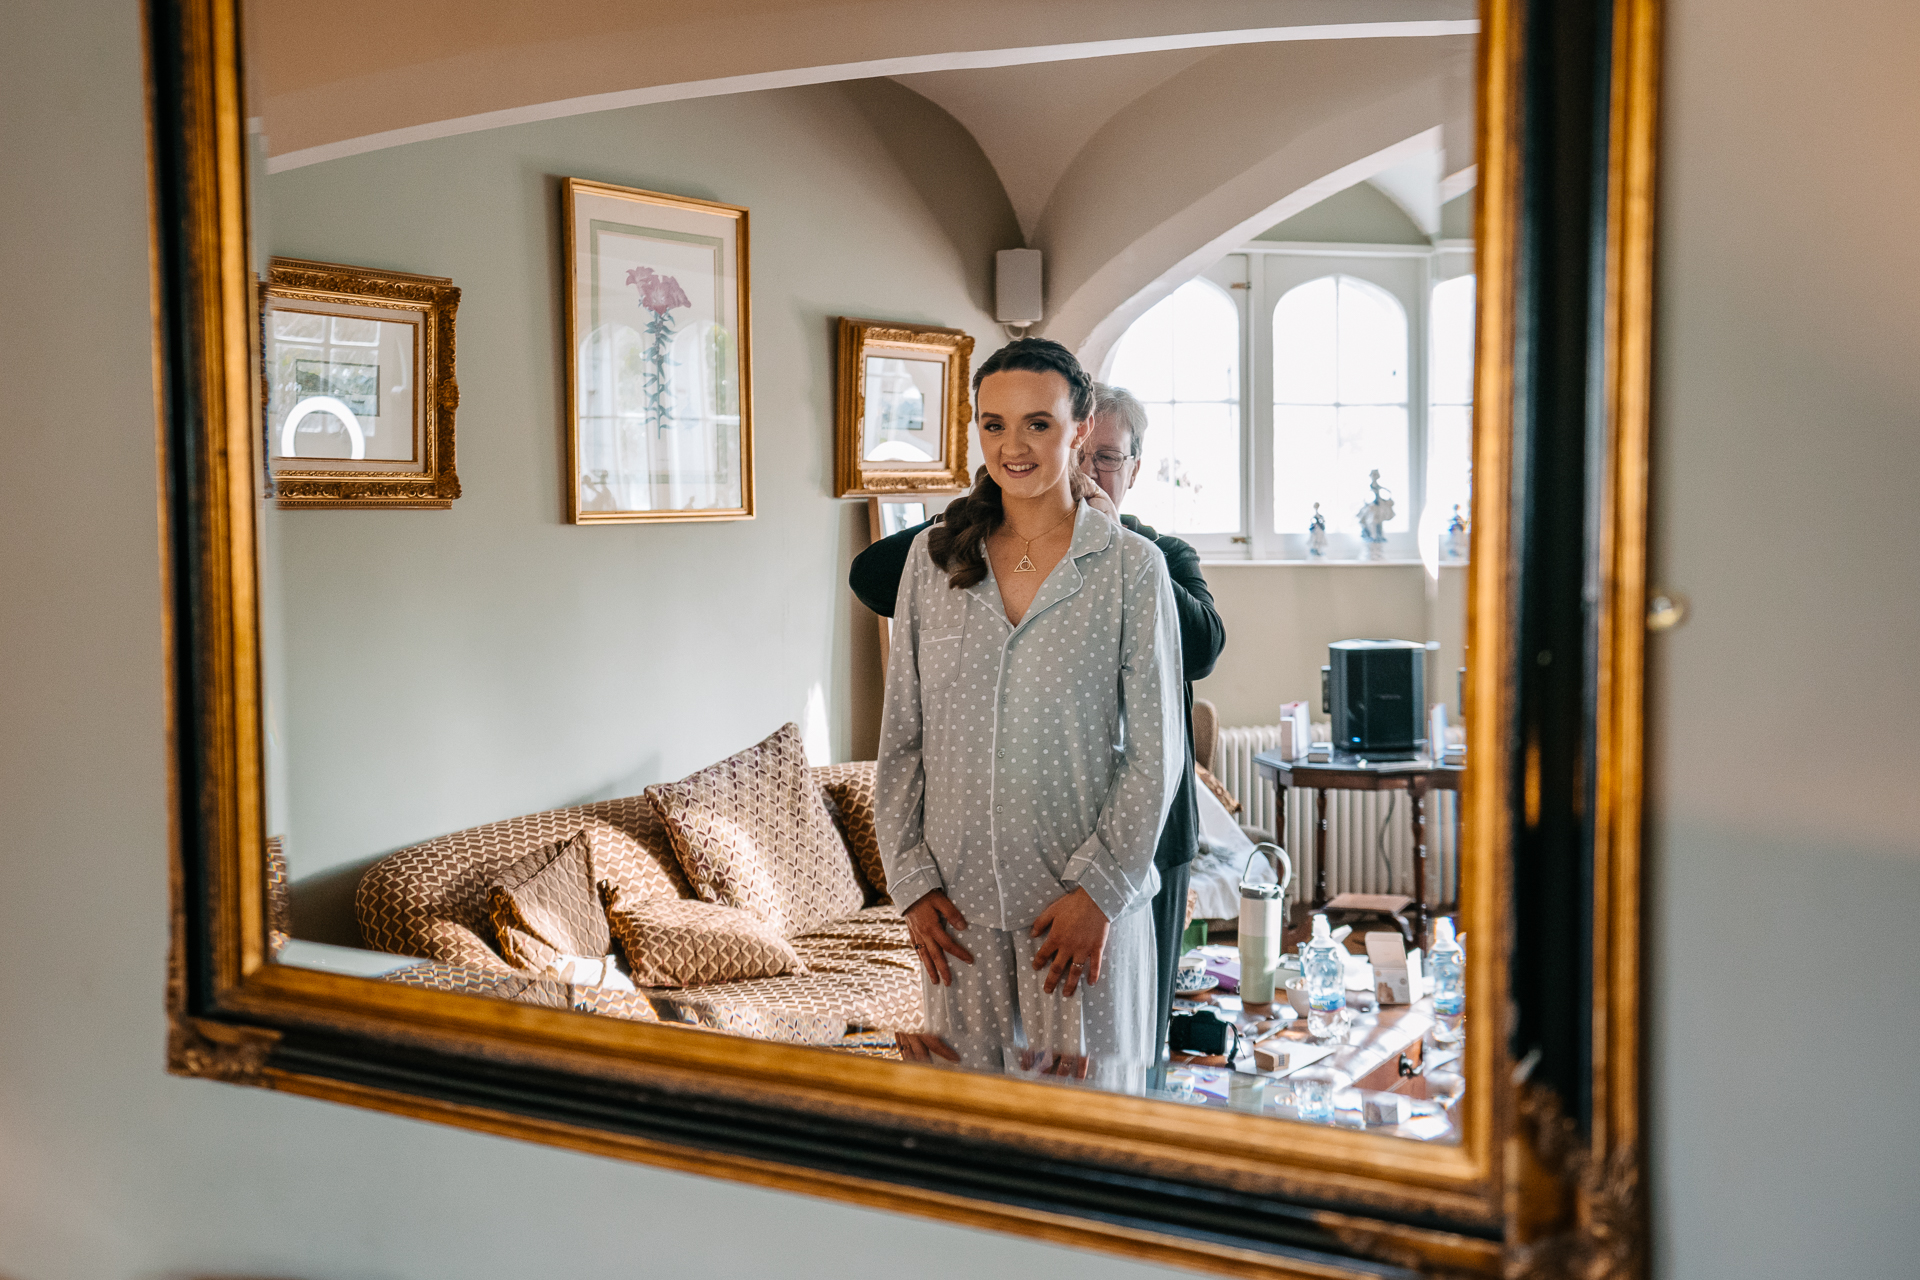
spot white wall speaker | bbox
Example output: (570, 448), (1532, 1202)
(995, 249), (1043, 324)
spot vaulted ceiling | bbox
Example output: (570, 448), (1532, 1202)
(256, 0), (1477, 362)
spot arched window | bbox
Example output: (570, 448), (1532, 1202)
(1271, 275), (1409, 536)
(1105, 278), (1241, 535)
(1422, 274), (1475, 558)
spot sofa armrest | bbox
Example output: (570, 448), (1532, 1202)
(413, 919), (516, 972)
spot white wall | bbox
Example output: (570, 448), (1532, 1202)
(256, 79), (1014, 939)
(1646, 0), (1920, 1274)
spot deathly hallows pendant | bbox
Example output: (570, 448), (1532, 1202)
(1013, 554), (1037, 572)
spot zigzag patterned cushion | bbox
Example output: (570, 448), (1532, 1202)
(604, 887), (807, 987)
(812, 760), (889, 905)
(488, 829), (610, 972)
(645, 723), (865, 938)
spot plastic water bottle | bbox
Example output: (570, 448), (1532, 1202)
(1301, 914), (1347, 1040)
(1429, 918), (1465, 1044)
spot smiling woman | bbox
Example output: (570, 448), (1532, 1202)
(154, 0), (1661, 1273)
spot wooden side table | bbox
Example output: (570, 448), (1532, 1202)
(1253, 750), (1464, 945)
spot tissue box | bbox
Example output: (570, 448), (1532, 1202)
(1365, 931), (1426, 1005)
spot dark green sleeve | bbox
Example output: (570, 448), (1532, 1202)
(848, 519), (935, 617)
(1154, 533), (1226, 683)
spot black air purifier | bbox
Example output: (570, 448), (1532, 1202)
(1321, 639), (1425, 757)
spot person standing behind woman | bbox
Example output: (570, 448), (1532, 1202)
(876, 338), (1185, 1078)
(1078, 384), (1225, 1067)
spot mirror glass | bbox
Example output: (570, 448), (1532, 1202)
(249, 3), (1478, 1143)
(267, 306), (417, 462)
(863, 355), (946, 464)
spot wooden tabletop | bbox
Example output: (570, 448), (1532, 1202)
(1255, 749), (1465, 791)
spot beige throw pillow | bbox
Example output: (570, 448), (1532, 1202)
(488, 829), (609, 971)
(645, 722), (865, 937)
(603, 887), (808, 988)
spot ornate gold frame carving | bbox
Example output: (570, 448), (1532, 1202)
(835, 317), (975, 496)
(264, 257), (461, 509)
(150, 0), (1658, 1274)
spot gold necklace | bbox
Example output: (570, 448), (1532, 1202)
(1005, 503), (1077, 573)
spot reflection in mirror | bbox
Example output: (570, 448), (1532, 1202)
(252, 10), (1477, 1147)
(863, 355), (945, 463)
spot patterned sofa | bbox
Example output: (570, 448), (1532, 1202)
(353, 762), (919, 1049)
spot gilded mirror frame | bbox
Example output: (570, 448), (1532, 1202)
(834, 316), (976, 497)
(263, 256), (462, 509)
(151, 0), (1660, 1274)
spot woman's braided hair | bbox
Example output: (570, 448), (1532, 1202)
(927, 338), (1098, 589)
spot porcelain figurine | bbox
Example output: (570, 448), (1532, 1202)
(1356, 470), (1394, 560)
(1441, 504), (1469, 563)
(1307, 503), (1328, 557)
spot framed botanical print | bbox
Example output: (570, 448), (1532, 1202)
(835, 317), (973, 496)
(564, 178), (754, 523)
(264, 258), (460, 508)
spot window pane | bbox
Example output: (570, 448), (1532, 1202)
(1430, 275), (1476, 406)
(1423, 404), (1473, 540)
(1167, 286), (1238, 402)
(1273, 404), (1409, 534)
(1272, 273), (1410, 537)
(1335, 278), (1407, 405)
(1107, 278), (1242, 536)
(1272, 276), (1337, 404)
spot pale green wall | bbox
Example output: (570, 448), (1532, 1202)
(258, 80), (1015, 935)
(1254, 179), (1427, 243)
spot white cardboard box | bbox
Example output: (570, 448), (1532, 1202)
(1365, 931), (1426, 1005)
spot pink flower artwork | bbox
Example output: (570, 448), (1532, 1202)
(625, 265), (692, 315)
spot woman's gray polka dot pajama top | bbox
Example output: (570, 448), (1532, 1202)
(876, 503), (1185, 1066)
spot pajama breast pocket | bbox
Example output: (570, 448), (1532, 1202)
(916, 627), (965, 692)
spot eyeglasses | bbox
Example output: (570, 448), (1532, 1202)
(1085, 450), (1137, 475)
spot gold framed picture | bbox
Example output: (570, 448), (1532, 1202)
(264, 258), (460, 509)
(564, 178), (754, 523)
(835, 317), (974, 497)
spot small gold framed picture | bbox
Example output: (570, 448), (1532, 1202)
(263, 258), (461, 509)
(835, 317), (974, 497)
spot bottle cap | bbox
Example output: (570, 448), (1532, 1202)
(1310, 913), (1331, 941)
(1434, 918), (1457, 947)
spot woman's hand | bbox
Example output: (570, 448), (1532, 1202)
(896, 1031), (961, 1063)
(1030, 887), (1110, 997)
(903, 890), (973, 985)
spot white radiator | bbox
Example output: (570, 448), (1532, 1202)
(1212, 725), (1459, 908)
